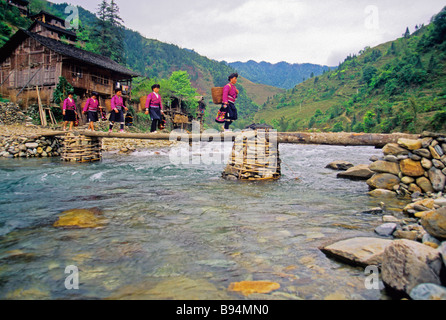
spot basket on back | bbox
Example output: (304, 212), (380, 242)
(211, 87), (224, 105)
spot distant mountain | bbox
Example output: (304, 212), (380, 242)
(228, 60), (333, 89)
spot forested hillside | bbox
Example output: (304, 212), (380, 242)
(229, 60), (332, 89)
(255, 6), (446, 134)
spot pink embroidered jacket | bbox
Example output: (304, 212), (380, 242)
(83, 98), (99, 112)
(111, 95), (125, 110)
(222, 83), (237, 104)
(63, 98), (76, 111)
(145, 92), (163, 109)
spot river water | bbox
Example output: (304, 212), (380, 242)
(0, 142), (409, 300)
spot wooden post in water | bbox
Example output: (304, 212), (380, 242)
(60, 133), (102, 163)
(222, 130), (281, 181)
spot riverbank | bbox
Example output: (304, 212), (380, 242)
(0, 124), (178, 158)
(323, 134), (446, 299)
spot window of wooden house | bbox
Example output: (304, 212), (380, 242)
(71, 65), (83, 79)
(4, 58), (11, 68)
(92, 74), (109, 85)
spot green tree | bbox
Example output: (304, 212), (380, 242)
(91, 0), (125, 63)
(362, 66), (378, 85)
(53, 77), (74, 104)
(404, 27), (411, 38)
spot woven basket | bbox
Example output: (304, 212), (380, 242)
(211, 87), (223, 105)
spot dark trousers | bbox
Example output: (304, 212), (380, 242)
(224, 121), (233, 130)
(151, 119), (160, 132)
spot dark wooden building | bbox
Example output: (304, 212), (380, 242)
(6, 0), (29, 16)
(0, 28), (140, 110)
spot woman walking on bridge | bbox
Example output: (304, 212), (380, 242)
(63, 91), (77, 132)
(222, 73), (239, 132)
(145, 84), (164, 133)
(109, 88), (128, 133)
(83, 92), (102, 132)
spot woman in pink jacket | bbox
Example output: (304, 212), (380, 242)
(63, 91), (77, 131)
(221, 73), (239, 132)
(109, 88), (128, 133)
(83, 91), (102, 132)
(145, 84), (164, 133)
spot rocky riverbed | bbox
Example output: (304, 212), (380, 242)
(324, 133), (446, 300)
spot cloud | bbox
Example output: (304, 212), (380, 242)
(52, 0), (446, 65)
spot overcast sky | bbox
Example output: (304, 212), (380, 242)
(52, 0), (445, 66)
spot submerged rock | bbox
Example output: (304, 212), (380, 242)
(228, 281), (280, 296)
(53, 208), (107, 229)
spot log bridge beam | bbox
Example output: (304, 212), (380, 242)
(41, 131), (420, 147)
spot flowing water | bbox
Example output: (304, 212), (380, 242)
(0, 142), (409, 300)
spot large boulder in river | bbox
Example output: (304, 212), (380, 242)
(381, 239), (444, 296)
(383, 143), (409, 156)
(320, 237), (392, 268)
(325, 161), (354, 171)
(369, 160), (400, 175)
(367, 173), (400, 191)
(400, 159), (425, 177)
(337, 165), (374, 180)
(421, 207), (446, 240)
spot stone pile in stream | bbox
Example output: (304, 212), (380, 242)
(323, 132), (446, 299)
(367, 132), (446, 198)
(0, 136), (63, 158)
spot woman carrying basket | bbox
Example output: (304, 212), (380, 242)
(221, 73), (239, 132)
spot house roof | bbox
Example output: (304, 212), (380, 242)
(0, 29), (140, 78)
(29, 10), (65, 24)
(9, 0), (29, 6)
(29, 20), (77, 39)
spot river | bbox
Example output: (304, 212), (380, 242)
(0, 142), (408, 300)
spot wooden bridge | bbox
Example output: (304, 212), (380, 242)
(42, 130), (419, 180)
(43, 130), (419, 147)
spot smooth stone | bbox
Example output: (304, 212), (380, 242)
(320, 237), (392, 268)
(368, 189), (397, 198)
(398, 138), (422, 151)
(421, 207), (446, 240)
(375, 223), (398, 237)
(337, 165), (374, 180)
(428, 167), (446, 192)
(416, 177), (434, 194)
(25, 142), (38, 149)
(383, 143), (409, 156)
(400, 159), (425, 177)
(369, 160), (400, 175)
(421, 158), (433, 170)
(413, 148), (432, 159)
(367, 173), (400, 191)
(325, 161), (354, 171)
(410, 283), (446, 300)
(382, 239), (444, 296)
